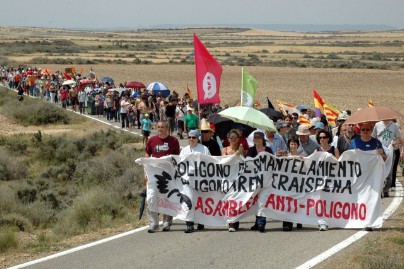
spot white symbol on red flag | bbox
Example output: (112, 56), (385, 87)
(202, 72), (217, 100)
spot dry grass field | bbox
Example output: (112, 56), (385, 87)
(1, 26), (404, 113)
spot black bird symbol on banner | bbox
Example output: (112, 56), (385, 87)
(155, 171), (192, 210)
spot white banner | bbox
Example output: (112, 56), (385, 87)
(135, 149), (389, 228)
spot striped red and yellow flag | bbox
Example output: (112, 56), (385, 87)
(298, 114), (310, 126)
(323, 103), (341, 127)
(368, 100), (374, 107)
(276, 100), (301, 116)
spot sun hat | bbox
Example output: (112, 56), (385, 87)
(296, 125), (311, 135)
(188, 129), (200, 137)
(337, 111), (349, 121)
(200, 120), (214, 132)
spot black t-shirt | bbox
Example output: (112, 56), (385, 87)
(165, 104), (177, 117)
(202, 138), (221, 156)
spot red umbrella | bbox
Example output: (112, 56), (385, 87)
(126, 81), (146, 89)
(80, 78), (93, 84)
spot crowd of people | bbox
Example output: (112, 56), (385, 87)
(2, 65), (403, 234)
(145, 109), (403, 233)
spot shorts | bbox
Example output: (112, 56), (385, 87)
(143, 130), (150, 137)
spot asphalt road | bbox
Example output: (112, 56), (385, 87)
(8, 105), (404, 269)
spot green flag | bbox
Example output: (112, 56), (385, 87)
(241, 67), (258, 107)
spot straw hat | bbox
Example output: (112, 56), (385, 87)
(200, 120), (214, 132)
(296, 125), (311, 135)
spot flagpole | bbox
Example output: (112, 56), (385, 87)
(240, 67), (243, 106)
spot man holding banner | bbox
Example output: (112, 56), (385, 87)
(145, 120), (180, 233)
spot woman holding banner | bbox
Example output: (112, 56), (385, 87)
(180, 129), (211, 233)
(246, 131), (273, 233)
(222, 129), (245, 232)
(283, 137), (304, 232)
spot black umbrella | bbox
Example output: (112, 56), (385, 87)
(208, 113), (254, 140)
(259, 107), (283, 121)
(139, 189), (147, 220)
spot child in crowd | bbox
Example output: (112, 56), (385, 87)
(141, 113), (152, 145)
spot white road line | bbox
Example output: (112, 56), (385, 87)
(295, 180), (403, 269)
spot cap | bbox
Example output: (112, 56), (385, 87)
(296, 125), (311, 135)
(314, 122), (325, 130)
(188, 129), (200, 137)
(144, 113), (149, 117)
(276, 121), (287, 130)
(253, 131), (265, 139)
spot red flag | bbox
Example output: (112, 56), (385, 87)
(63, 73), (72, 80)
(193, 34), (222, 104)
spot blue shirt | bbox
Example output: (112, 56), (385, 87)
(349, 137), (384, 152)
(142, 119), (152, 131)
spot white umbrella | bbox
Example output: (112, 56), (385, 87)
(108, 88), (125, 94)
(218, 106), (277, 132)
(62, 80), (76, 86)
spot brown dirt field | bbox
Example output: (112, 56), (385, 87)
(41, 64), (404, 114)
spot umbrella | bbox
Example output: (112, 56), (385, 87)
(139, 189), (147, 220)
(259, 107), (283, 121)
(345, 106), (404, 124)
(62, 80), (76, 86)
(108, 88), (126, 95)
(80, 78), (93, 84)
(208, 113), (234, 140)
(126, 81), (146, 89)
(100, 76), (114, 84)
(218, 106), (277, 132)
(40, 68), (51, 75)
(147, 82), (170, 98)
(296, 104), (310, 112)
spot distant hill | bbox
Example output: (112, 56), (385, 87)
(73, 23), (398, 33)
(149, 24), (398, 32)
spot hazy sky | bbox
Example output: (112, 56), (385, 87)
(1, 0), (404, 29)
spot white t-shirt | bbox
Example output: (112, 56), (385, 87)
(372, 121), (401, 148)
(120, 99), (130, 113)
(180, 144), (211, 156)
(176, 106), (186, 121)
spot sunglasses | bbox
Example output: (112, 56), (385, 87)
(361, 128), (371, 132)
(188, 136), (198, 139)
(319, 136), (328, 139)
(201, 130), (210, 133)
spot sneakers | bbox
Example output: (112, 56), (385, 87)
(184, 225), (194, 233)
(228, 228), (236, 232)
(148, 227), (159, 233)
(319, 224), (328, 231)
(197, 224), (205, 230)
(250, 224), (258, 231)
(162, 226), (170, 232)
(365, 227), (374, 231)
(296, 223), (303, 229)
(383, 192), (390, 198)
(283, 222), (293, 232)
(258, 225), (265, 233)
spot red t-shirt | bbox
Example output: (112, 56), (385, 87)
(145, 135), (180, 158)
